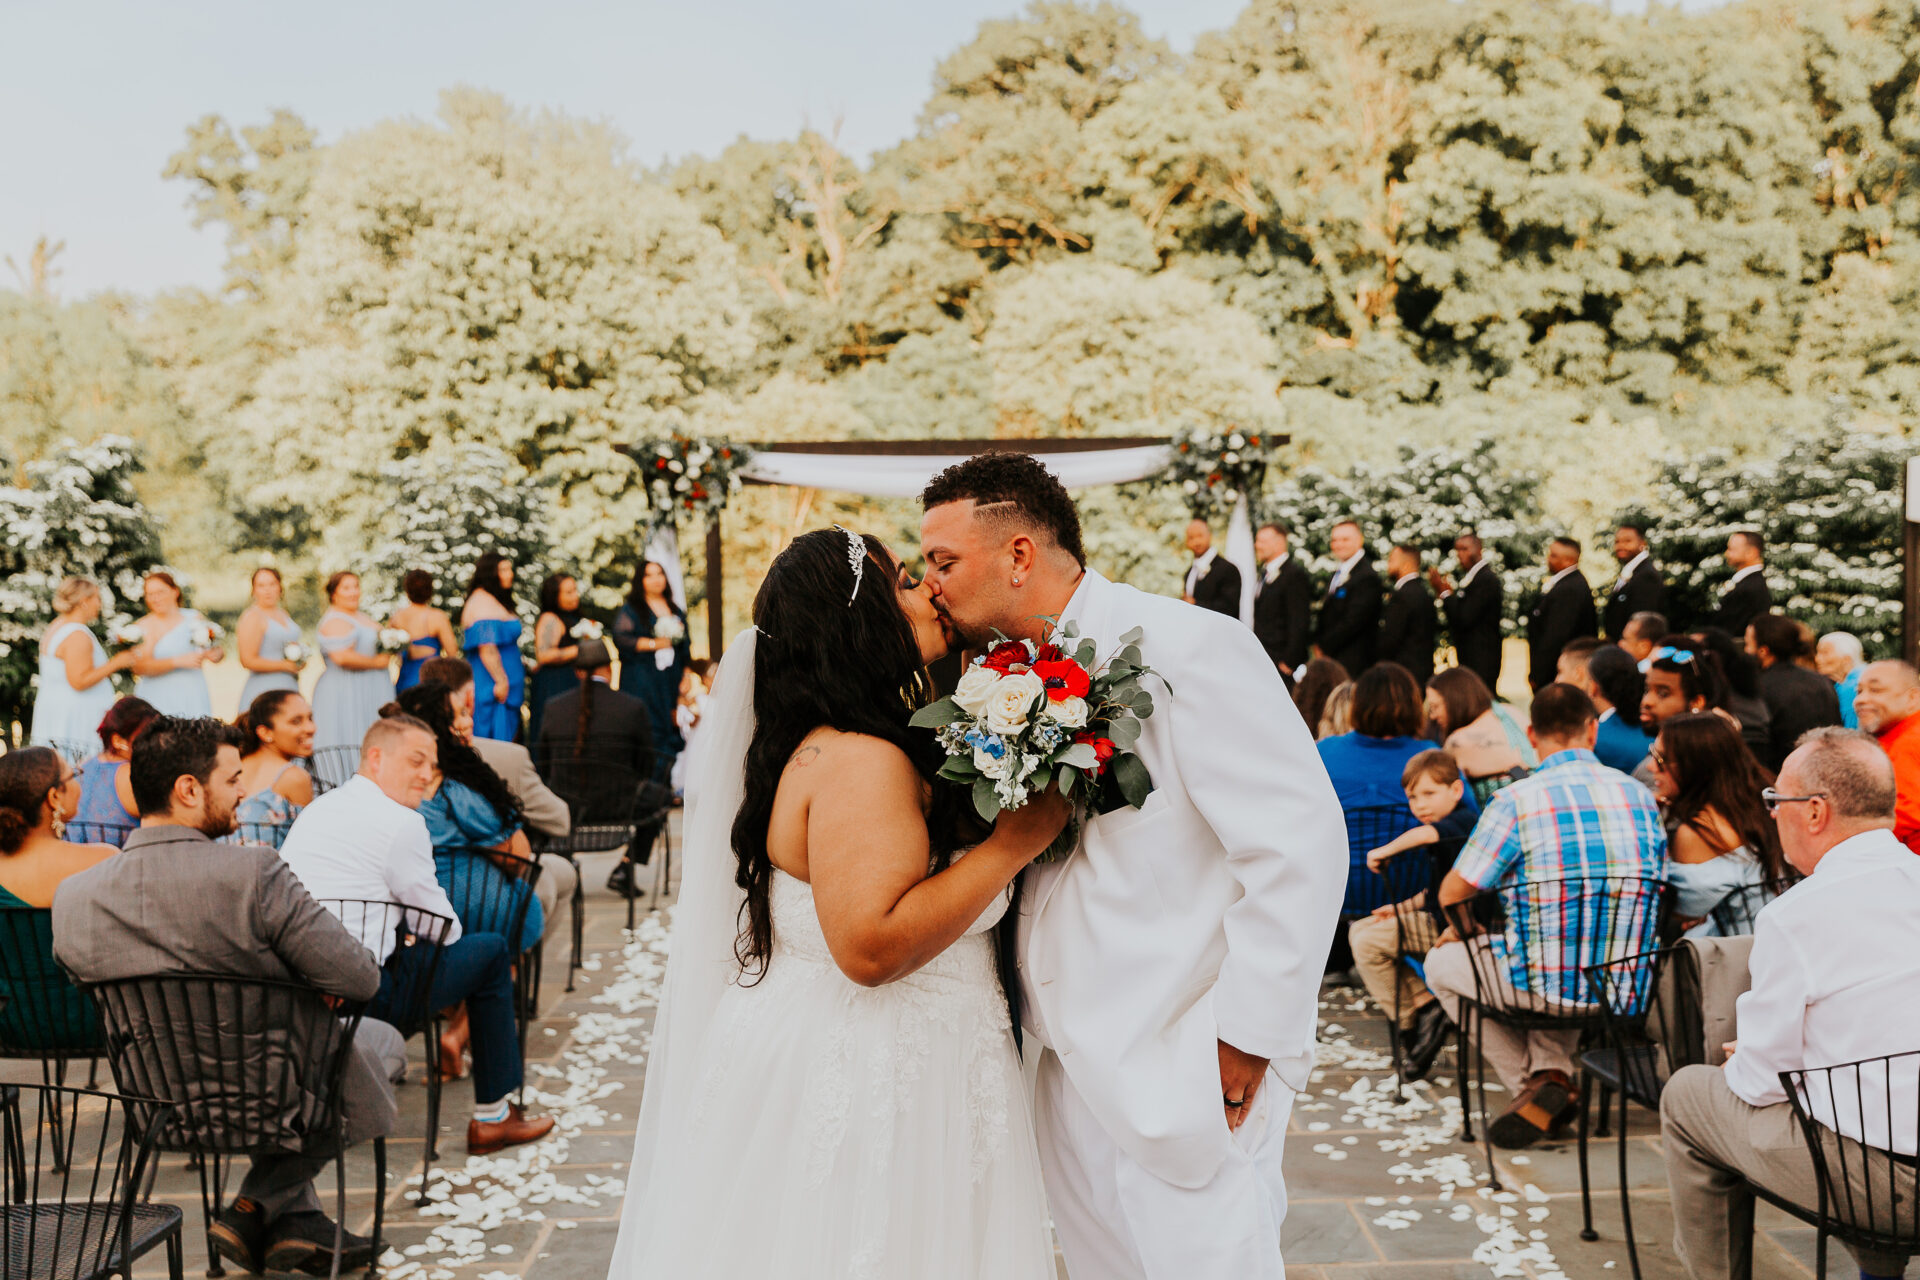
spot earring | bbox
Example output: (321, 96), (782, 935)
(1012, 578), (1022, 587)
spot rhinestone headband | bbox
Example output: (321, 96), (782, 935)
(834, 525), (865, 604)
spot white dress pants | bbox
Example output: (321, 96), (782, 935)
(1035, 1048), (1293, 1280)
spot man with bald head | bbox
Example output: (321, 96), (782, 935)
(1662, 728), (1920, 1280)
(1851, 660), (1920, 854)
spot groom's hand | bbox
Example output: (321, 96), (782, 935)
(1218, 1039), (1269, 1132)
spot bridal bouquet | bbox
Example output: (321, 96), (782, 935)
(570, 618), (605, 642)
(377, 627), (413, 653)
(653, 615), (686, 643)
(187, 619), (225, 651)
(107, 623), (145, 649)
(910, 622), (1158, 862)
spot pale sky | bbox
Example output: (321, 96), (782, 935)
(3, 0), (1721, 300)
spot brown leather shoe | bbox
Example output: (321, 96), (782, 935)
(467, 1104), (555, 1155)
(1488, 1069), (1574, 1150)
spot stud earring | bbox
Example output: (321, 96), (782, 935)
(1012, 577), (1022, 587)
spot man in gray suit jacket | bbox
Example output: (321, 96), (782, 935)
(53, 717), (397, 1276)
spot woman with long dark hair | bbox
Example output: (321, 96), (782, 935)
(461, 553), (525, 742)
(1423, 666), (1535, 804)
(1646, 711), (1786, 936)
(613, 527), (1068, 1279)
(1291, 656), (1348, 739)
(611, 559), (688, 784)
(528, 573), (582, 745)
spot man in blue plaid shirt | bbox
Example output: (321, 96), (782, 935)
(1425, 683), (1668, 1149)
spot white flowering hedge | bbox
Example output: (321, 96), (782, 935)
(0, 436), (164, 740)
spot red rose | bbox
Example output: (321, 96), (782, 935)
(1034, 642), (1065, 663)
(1073, 730), (1118, 774)
(981, 641), (1030, 673)
(1032, 658), (1091, 702)
(656, 459), (669, 470)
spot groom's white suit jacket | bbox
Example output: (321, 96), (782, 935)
(1018, 569), (1347, 1189)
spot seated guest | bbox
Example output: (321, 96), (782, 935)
(418, 656), (576, 944)
(1349, 749), (1478, 1080)
(1291, 657), (1349, 739)
(1850, 659), (1920, 856)
(536, 639), (663, 900)
(0, 746), (118, 1051)
(1646, 713), (1785, 936)
(1426, 685), (1668, 1148)
(1637, 636), (1737, 789)
(1620, 611), (1667, 666)
(228, 689), (316, 849)
(1425, 666), (1536, 805)
(1587, 644), (1655, 775)
(1815, 631), (1866, 729)
(1748, 614), (1843, 772)
(1317, 681), (1354, 739)
(52, 716), (395, 1274)
(1662, 728), (1920, 1280)
(387, 687), (544, 949)
(279, 715), (555, 1156)
(69, 696), (158, 846)
(1317, 663), (1433, 810)
(1691, 627), (1772, 762)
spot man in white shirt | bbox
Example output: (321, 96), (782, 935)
(1662, 727), (1920, 1280)
(280, 714), (556, 1156)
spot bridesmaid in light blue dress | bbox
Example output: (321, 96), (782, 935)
(461, 552), (526, 742)
(312, 571), (396, 752)
(236, 566), (304, 709)
(130, 571), (220, 718)
(27, 578), (132, 754)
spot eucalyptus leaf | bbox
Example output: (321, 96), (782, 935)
(1108, 716), (1141, 749)
(1059, 768), (1078, 797)
(937, 757), (977, 783)
(909, 700), (965, 728)
(972, 777), (1002, 822)
(1055, 743), (1100, 770)
(1118, 626), (1144, 647)
(1111, 753), (1153, 809)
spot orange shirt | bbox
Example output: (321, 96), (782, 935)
(1876, 712), (1920, 855)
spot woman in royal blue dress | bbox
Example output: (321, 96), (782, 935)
(528, 573), (583, 746)
(611, 559), (688, 785)
(462, 552), (525, 742)
(391, 569), (459, 693)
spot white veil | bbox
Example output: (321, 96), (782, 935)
(606, 627), (757, 1278)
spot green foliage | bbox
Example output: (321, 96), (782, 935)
(0, 438), (165, 739)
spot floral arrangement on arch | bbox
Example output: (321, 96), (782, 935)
(637, 434), (754, 527)
(1164, 426), (1279, 521)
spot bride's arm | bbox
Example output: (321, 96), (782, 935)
(807, 736), (1067, 988)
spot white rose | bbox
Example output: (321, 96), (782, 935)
(984, 671), (1044, 737)
(973, 743), (1013, 779)
(1044, 695), (1089, 728)
(952, 667), (1000, 717)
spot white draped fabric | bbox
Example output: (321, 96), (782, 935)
(736, 444), (1174, 498)
(1224, 496), (1256, 626)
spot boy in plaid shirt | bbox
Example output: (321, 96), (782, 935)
(1424, 683), (1668, 1148)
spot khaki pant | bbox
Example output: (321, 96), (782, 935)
(1661, 1063), (1915, 1280)
(1421, 937), (1579, 1095)
(1348, 910), (1439, 1030)
(533, 853), (579, 958)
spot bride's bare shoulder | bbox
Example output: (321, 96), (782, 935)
(787, 728), (916, 780)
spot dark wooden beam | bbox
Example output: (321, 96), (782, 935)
(745, 436), (1179, 456)
(706, 517), (724, 661)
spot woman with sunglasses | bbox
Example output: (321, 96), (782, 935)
(1645, 712), (1786, 937)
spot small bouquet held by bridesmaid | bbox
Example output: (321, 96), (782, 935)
(570, 618), (605, 642)
(653, 615), (686, 643)
(376, 627), (413, 653)
(107, 623), (145, 650)
(282, 639), (308, 666)
(910, 622), (1159, 862)
(187, 619), (225, 651)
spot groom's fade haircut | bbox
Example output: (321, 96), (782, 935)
(921, 452), (1087, 567)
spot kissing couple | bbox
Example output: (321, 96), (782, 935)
(608, 453), (1346, 1279)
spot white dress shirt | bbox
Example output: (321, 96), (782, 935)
(1328, 550), (1364, 593)
(1723, 828), (1920, 1152)
(279, 774), (464, 963)
(1443, 558), (1485, 600)
(1184, 548), (1217, 597)
(1724, 563), (1764, 592)
(1615, 549), (1648, 590)
(1542, 565), (1577, 594)
(1260, 552), (1288, 587)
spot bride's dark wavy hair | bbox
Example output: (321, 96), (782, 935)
(732, 528), (977, 982)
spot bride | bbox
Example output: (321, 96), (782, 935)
(609, 527), (1069, 1279)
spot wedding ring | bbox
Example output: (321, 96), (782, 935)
(1224, 1096), (1246, 1108)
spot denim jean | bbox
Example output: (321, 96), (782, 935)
(369, 931), (521, 1106)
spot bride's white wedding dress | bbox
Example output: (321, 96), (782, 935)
(626, 865), (1054, 1278)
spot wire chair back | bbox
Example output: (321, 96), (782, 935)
(435, 847), (543, 957)
(84, 974), (366, 1160)
(39, 741), (98, 768)
(1468, 767), (1528, 809)
(306, 747), (361, 796)
(1584, 945), (1703, 1107)
(1781, 1050), (1920, 1264)
(1340, 804), (1425, 916)
(1708, 875), (1795, 937)
(0, 908), (107, 1059)
(537, 749), (666, 858)
(1444, 874), (1668, 1019)
(62, 819), (136, 849)
(313, 901), (453, 1041)
(0, 1084), (180, 1280)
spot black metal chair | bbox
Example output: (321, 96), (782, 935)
(1441, 874), (1669, 1188)
(1778, 1050), (1920, 1280)
(63, 819), (136, 850)
(1347, 844), (1437, 1094)
(39, 740), (98, 768)
(0, 1083), (182, 1280)
(1707, 875), (1796, 937)
(306, 748), (362, 796)
(1340, 805), (1425, 918)
(1579, 945), (1701, 1278)
(538, 749), (671, 946)
(435, 847), (544, 1079)
(316, 899), (455, 1204)
(84, 974), (386, 1280)
(0, 907), (110, 1164)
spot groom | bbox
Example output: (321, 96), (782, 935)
(921, 454), (1346, 1279)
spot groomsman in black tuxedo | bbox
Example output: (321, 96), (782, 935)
(1603, 523), (1668, 640)
(1711, 529), (1772, 636)
(1313, 519), (1381, 677)
(1378, 544), (1438, 683)
(1181, 517), (1242, 618)
(1430, 531), (1503, 693)
(1251, 521), (1312, 680)
(1528, 537), (1598, 691)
